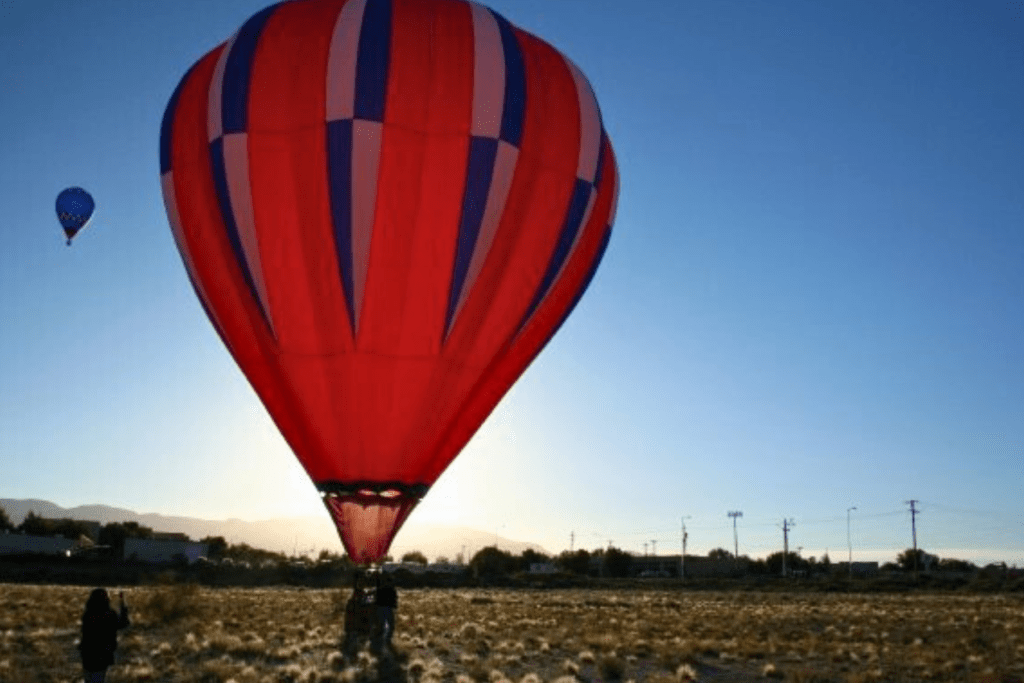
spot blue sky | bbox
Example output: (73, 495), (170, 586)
(1, 0), (1021, 566)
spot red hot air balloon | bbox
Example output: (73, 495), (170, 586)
(160, 0), (619, 565)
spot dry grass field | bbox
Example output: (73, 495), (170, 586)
(1, 583), (1022, 683)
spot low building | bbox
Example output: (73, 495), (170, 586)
(631, 555), (678, 577)
(382, 561), (426, 574)
(0, 532), (76, 556)
(123, 538), (208, 564)
(832, 561), (880, 577)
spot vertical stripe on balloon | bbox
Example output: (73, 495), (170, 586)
(514, 54), (606, 337)
(469, 2), (504, 138)
(220, 4), (280, 135)
(444, 3), (525, 340)
(160, 62), (196, 175)
(492, 10), (525, 147)
(161, 171), (228, 343)
(326, 0), (367, 121)
(206, 8), (280, 339)
(326, 119), (356, 330)
(532, 150), (617, 357)
(350, 119), (382, 331)
(447, 140), (518, 337)
(221, 134), (274, 334)
(517, 178), (594, 331)
(353, 0), (391, 123)
(325, 0), (387, 337)
(446, 136), (497, 337)
(539, 224), (613, 354)
(566, 57), (602, 183)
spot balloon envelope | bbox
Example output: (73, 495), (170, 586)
(160, 0), (619, 564)
(56, 187), (95, 245)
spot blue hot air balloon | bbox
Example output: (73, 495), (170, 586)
(55, 187), (95, 245)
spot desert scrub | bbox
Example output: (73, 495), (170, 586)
(137, 582), (201, 625)
(3, 584), (1024, 682)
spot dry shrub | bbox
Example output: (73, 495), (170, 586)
(139, 582), (200, 625)
(408, 657), (427, 678)
(121, 662), (158, 681)
(599, 654), (627, 681)
(460, 622), (483, 639)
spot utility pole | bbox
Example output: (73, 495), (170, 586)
(728, 511), (743, 570)
(906, 500), (920, 578)
(847, 506), (857, 579)
(681, 516), (691, 581)
(651, 539), (657, 556)
(570, 531), (574, 552)
(644, 542), (648, 556)
(781, 519), (795, 577)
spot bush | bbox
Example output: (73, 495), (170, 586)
(139, 581), (199, 624)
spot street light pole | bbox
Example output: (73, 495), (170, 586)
(681, 516), (690, 581)
(728, 511), (743, 571)
(847, 506), (857, 579)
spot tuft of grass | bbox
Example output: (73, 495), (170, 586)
(675, 663), (698, 681)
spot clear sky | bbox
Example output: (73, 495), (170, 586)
(2, 0), (1021, 566)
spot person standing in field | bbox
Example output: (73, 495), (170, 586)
(374, 572), (398, 653)
(343, 571), (374, 659)
(78, 588), (129, 683)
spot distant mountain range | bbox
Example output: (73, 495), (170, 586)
(0, 498), (546, 562)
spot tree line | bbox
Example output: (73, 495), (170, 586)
(0, 506), (994, 577)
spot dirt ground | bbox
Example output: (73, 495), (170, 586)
(1, 583), (1022, 682)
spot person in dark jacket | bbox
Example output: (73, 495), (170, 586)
(78, 588), (129, 683)
(373, 572), (398, 653)
(343, 572), (374, 659)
